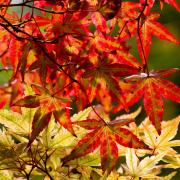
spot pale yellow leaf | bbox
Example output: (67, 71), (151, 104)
(71, 107), (92, 121)
(156, 116), (180, 148)
(0, 110), (29, 135)
(165, 140), (180, 147)
(136, 151), (167, 176)
(115, 106), (142, 121)
(125, 149), (139, 175)
(123, 149), (168, 178)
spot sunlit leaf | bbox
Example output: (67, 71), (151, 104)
(141, 115), (180, 153)
(0, 110), (29, 135)
(28, 108), (52, 146)
(63, 106), (148, 173)
(121, 69), (180, 134)
(122, 148), (167, 178)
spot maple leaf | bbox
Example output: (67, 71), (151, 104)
(160, 0), (180, 12)
(140, 115), (180, 154)
(0, 95), (38, 144)
(97, 0), (122, 20)
(28, 107), (52, 146)
(13, 84), (76, 145)
(0, 73), (25, 111)
(118, 2), (180, 63)
(125, 115), (180, 174)
(116, 68), (180, 134)
(91, 12), (107, 34)
(28, 44), (59, 85)
(137, 12), (180, 63)
(51, 10), (90, 36)
(55, 35), (83, 59)
(122, 148), (167, 179)
(109, 50), (141, 69)
(140, 0), (180, 12)
(83, 57), (139, 78)
(42, 116), (76, 149)
(0, 109), (32, 136)
(16, 43), (32, 82)
(62, 107), (149, 173)
(0, 0), (10, 5)
(88, 31), (127, 52)
(82, 52), (140, 111)
(0, 86), (10, 109)
(117, 2), (141, 40)
(3, 37), (24, 75)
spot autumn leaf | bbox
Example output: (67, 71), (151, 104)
(0, 87), (11, 109)
(28, 108), (52, 146)
(109, 50), (141, 69)
(160, 0), (180, 12)
(124, 115), (180, 172)
(6, 38), (25, 75)
(91, 12), (107, 34)
(118, 2), (180, 63)
(28, 49), (56, 85)
(14, 84), (76, 145)
(67, 152), (100, 167)
(88, 32), (129, 53)
(82, 52), (140, 111)
(0, 0), (179, 178)
(52, 10), (90, 36)
(98, 0), (122, 20)
(13, 95), (40, 108)
(140, 0), (180, 12)
(118, 68), (180, 134)
(62, 107), (148, 173)
(140, 115), (180, 153)
(122, 148), (167, 179)
(137, 12), (180, 63)
(0, 109), (30, 135)
(17, 44), (31, 82)
(42, 116), (76, 149)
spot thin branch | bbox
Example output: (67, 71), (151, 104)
(136, 0), (149, 75)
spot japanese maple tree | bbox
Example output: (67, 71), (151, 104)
(0, 0), (179, 179)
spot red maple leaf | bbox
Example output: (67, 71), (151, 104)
(115, 68), (180, 134)
(62, 108), (149, 173)
(81, 51), (140, 111)
(136, 12), (179, 64)
(97, 0), (122, 20)
(14, 83), (76, 145)
(160, 0), (180, 12)
(118, 2), (180, 64)
(140, 0), (180, 12)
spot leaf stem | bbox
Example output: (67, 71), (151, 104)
(136, 0), (150, 76)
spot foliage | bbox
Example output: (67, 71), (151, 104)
(0, 105), (179, 179)
(0, 0), (179, 179)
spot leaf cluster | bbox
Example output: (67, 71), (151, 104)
(0, 105), (179, 179)
(0, 0), (179, 179)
